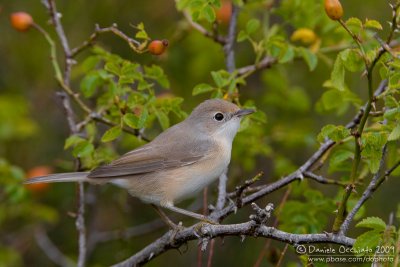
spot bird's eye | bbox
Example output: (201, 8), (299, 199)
(214, 112), (224, 121)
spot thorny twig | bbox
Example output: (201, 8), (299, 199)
(235, 172), (264, 209)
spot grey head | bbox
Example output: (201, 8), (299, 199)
(186, 99), (255, 141)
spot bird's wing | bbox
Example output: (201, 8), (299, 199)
(88, 124), (213, 178)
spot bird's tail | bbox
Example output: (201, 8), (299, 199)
(24, 172), (91, 184)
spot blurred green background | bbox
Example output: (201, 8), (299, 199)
(1, 0), (399, 266)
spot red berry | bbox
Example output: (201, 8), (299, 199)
(148, 39), (169, 55)
(10, 12), (33, 32)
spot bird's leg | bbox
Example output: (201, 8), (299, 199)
(151, 204), (184, 242)
(162, 204), (218, 225)
(151, 204), (181, 230)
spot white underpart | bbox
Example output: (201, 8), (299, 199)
(172, 117), (242, 202)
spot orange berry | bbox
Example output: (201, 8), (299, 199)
(25, 166), (52, 192)
(215, 0), (232, 24)
(324, 0), (343, 21)
(148, 39), (169, 55)
(10, 12), (33, 32)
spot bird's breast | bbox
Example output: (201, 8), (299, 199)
(167, 138), (232, 203)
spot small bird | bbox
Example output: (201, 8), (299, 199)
(25, 99), (254, 225)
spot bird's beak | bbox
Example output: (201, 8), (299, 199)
(234, 108), (255, 118)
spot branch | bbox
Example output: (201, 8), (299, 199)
(182, 11), (227, 45)
(112, 211), (354, 266)
(236, 56), (277, 76)
(42, 1), (87, 266)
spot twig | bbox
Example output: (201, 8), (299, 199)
(35, 227), (75, 267)
(71, 24), (141, 57)
(374, 34), (398, 59)
(338, 19), (368, 67)
(303, 172), (346, 187)
(206, 239), (215, 267)
(45, 0), (72, 86)
(275, 243), (289, 267)
(235, 172), (264, 209)
(236, 56), (277, 76)
(182, 11), (226, 45)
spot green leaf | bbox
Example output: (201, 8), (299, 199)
(319, 89), (343, 110)
(202, 5), (216, 23)
(72, 140), (94, 158)
(123, 113), (139, 129)
(346, 17), (363, 33)
(136, 29), (148, 40)
(388, 124), (400, 141)
(361, 132), (387, 173)
(340, 49), (364, 72)
(364, 19), (383, 30)
(299, 48), (317, 71)
(211, 71), (225, 88)
(138, 108), (148, 128)
(105, 62), (121, 76)
(237, 30), (248, 42)
(81, 56), (101, 72)
(329, 149), (353, 172)
(353, 230), (382, 256)
(356, 217), (386, 231)
(246, 19), (260, 34)
(101, 126), (122, 142)
(193, 83), (214, 95)
(80, 73), (101, 98)
(331, 56), (345, 91)
(144, 65), (170, 88)
(64, 135), (84, 149)
(279, 46), (295, 64)
(155, 110), (170, 130)
(318, 124), (351, 143)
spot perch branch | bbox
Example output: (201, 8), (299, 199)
(112, 213), (354, 266)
